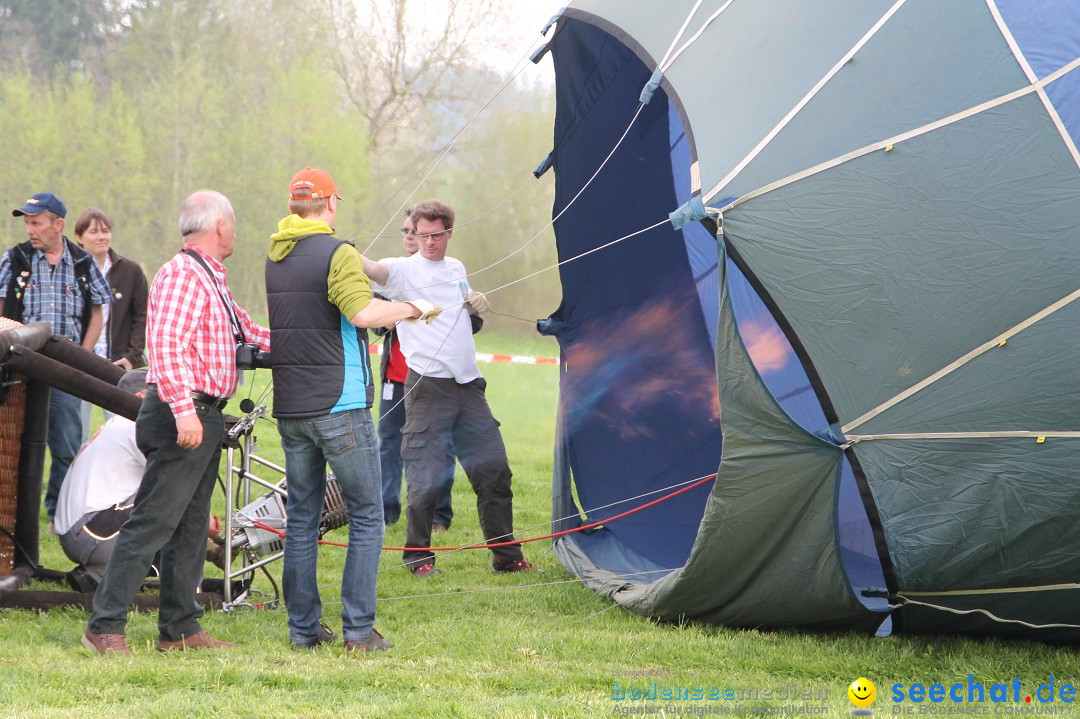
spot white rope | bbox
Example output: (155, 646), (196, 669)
(313, 569), (678, 613)
(375, 467), (713, 578)
(365, 301), (468, 452)
(715, 56), (1080, 212)
(365, 1), (732, 295)
(367, 209), (663, 326)
(326, 5), (707, 594)
(842, 284), (1080, 434)
(360, 33), (550, 256)
(570, 599), (629, 623)
(901, 582), (1080, 597)
(662, 0), (736, 72)
(380, 215), (667, 338)
(568, 565), (691, 623)
(841, 430), (1080, 449)
(380, 578), (579, 603)
(481, 217), (670, 298)
(985, 0), (1080, 170)
(364, 205), (660, 337)
(445, 175), (538, 235)
(461, 103), (647, 282)
(656, 0), (707, 71)
(368, 103), (649, 296)
(347, 173), (539, 243)
(368, 0), (733, 292)
(896, 596), (1080, 630)
(377, 568), (677, 605)
(703, 0), (909, 203)
(410, 213), (669, 323)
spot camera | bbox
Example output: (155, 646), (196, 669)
(235, 342), (271, 370)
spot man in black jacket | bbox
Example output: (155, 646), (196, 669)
(266, 168), (437, 651)
(0, 191), (112, 523)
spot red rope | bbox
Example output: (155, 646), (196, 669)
(250, 473), (717, 552)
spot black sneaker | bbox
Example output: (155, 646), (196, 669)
(492, 558), (537, 574)
(345, 628), (392, 654)
(67, 566), (99, 593)
(291, 622), (337, 650)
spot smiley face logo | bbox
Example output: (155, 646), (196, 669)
(848, 677), (877, 708)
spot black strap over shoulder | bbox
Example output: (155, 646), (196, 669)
(182, 248), (245, 343)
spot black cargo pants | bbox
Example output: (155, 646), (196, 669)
(401, 371), (523, 569)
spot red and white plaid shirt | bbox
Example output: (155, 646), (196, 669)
(146, 245), (270, 417)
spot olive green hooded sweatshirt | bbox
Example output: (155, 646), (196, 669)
(268, 214), (371, 319)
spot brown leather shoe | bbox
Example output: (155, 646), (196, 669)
(82, 630), (131, 655)
(344, 628), (392, 653)
(156, 629), (234, 652)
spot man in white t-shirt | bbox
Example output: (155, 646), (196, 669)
(56, 370), (148, 591)
(363, 199), (534, 577)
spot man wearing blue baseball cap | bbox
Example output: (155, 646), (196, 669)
(0, 191), (112, 526)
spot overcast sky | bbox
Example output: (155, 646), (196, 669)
(480, 1), (566, 86)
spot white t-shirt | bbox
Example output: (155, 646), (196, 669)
(54, 416), (145, 534)
(373, 254), (481, 383)
(93, 256), (113, 358)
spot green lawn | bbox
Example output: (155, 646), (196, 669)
(1, 333), (1077, 718)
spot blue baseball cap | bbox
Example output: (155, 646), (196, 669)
(12, 192), (67, 219)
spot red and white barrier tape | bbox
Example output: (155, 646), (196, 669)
(368, 344), (556, 365)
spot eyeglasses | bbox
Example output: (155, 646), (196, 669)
(400, 227), (416, 236)
(413, 230), (449, 240)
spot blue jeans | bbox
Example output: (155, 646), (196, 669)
(45, 388), (83, 521)
(278, 408), (384, 644)
(379, 380), (456, 526)
(88, 392), (223, 639)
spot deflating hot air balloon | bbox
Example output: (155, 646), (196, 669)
(537, 0), (1080, 639)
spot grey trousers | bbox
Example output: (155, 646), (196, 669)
(59, 503), (134, 582)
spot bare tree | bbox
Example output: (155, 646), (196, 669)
(324, 0), (512, 151)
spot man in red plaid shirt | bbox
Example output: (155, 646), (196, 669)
(83, 190), (269, 655)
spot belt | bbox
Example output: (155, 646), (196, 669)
(146, 384), (229, 411)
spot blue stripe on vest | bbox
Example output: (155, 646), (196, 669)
(330, 312), (371, 413)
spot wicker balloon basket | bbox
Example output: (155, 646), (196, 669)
(0, 380), (25, 575)
(0, 317), (27, 576)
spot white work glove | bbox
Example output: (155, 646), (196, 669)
(465, 290), (490, 316)
(404, 299), (442, 324)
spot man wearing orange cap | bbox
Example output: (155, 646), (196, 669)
(265, 167), (440, 652)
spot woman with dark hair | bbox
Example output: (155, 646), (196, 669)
(75, 208), (148, 437)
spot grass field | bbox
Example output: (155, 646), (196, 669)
(1, 332), (1077, 718)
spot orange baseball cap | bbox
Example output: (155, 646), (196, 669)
(289, 167), (342, 201)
